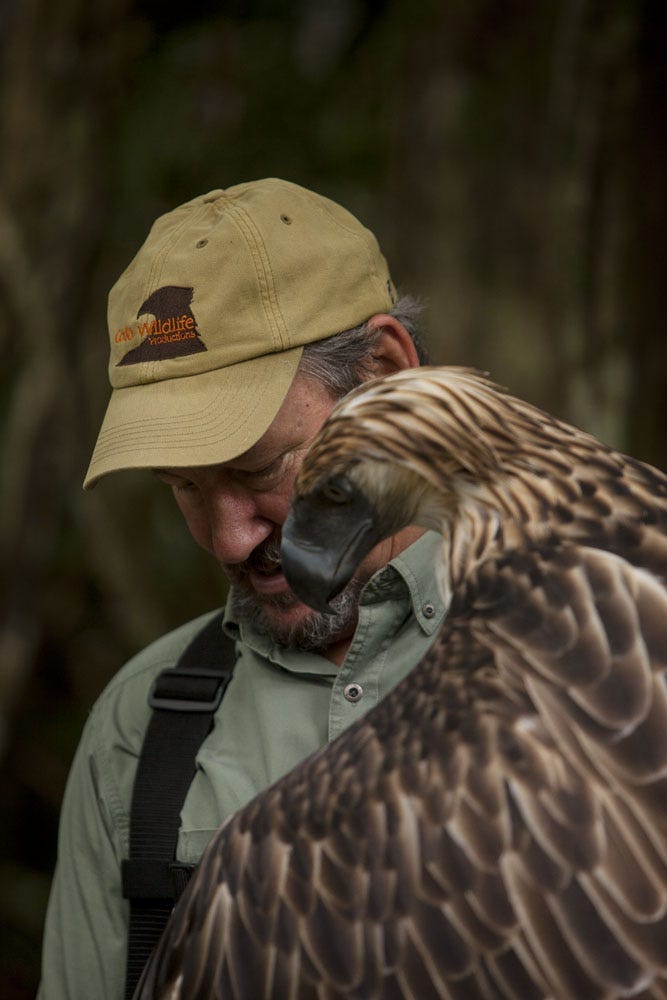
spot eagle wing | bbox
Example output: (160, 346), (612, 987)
(136, 539), (667, 999)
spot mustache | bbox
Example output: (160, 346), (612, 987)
(223, 536), (283, 585)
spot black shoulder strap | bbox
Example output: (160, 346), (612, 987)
(121, 610), (235, 999)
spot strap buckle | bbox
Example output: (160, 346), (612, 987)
(121, 858), (197, 900)
(148, 666), (232, 713)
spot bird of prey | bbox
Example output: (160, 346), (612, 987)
(136, 367), (667, 999)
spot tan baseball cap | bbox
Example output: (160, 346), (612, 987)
(84, 178), (396, 488)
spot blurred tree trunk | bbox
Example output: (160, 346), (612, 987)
(0, 0), (146, 747)
(384, 0), (658, 463)
(624, 0), (667, 467)
(0, 4), (153, 995)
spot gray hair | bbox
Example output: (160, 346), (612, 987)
(297, 294), (429, 399)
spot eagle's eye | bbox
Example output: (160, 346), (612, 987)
(319, 478), (354, 504)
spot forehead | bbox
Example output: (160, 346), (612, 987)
(228, 373), (336, 462)
(250, 373), (336, 447)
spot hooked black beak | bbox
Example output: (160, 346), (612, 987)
(281, 490), (383, 614)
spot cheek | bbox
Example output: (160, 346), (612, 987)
(273, 472), (300, 519)
(250, 489), (297, 535)
(251, 461), (303, 525)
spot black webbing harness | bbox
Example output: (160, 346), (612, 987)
(121, 611), (236, 999)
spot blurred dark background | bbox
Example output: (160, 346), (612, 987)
(1, 0), (664, 995)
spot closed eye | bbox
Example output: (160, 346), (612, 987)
(153, 470), (199, 494)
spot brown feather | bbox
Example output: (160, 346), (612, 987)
(135, 368), (667, 999)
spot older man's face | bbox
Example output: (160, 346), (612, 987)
(155, 375), (385, 657)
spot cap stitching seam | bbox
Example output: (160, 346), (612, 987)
(217, 195), (290, 353)
(233, 207), (289, 351)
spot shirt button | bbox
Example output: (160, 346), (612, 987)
(423, 603), (436, 618)
(344, 682), (364, 703)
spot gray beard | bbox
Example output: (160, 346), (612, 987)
(230, 578), (363, 651)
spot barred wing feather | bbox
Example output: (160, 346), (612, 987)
(136, 368), (667, 999)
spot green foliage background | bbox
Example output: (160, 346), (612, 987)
(0, 1), (664, 995)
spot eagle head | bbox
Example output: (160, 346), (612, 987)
(281, 368), (500, 612)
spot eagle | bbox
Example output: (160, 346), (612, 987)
(135, 367), (667, 999)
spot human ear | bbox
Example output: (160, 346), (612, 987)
(364, 314), (422, 378)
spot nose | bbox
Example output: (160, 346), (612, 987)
(205, 487), (275, 565)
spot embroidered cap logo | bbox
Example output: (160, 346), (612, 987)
(116, 285), (207, 366)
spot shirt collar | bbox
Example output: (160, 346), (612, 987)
(357, 530), (446, 635)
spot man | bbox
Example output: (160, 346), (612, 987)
(39, 178), (447, 999)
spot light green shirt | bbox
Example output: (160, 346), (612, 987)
(39, 532), (445, 1000)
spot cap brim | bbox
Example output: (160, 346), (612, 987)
(83, 347), (304, 489)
